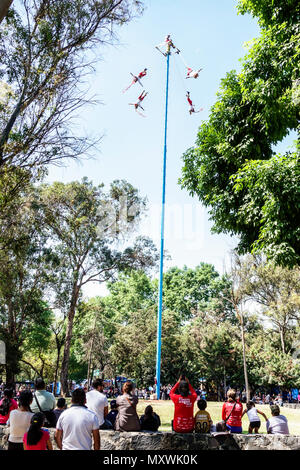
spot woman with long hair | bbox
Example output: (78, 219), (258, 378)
(0, 389), (18, 425)
(140, 405), (161, 432)
(23, 412), (52, 450)
(7, 390), (33, 450)
(115, 381), (141, 432)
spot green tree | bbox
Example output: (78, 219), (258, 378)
(185, 318), (241, 399)
(162, 264), (235, 323)
(37, 178), (158, 395)
(0, 191), (57, 383)
(110, 307), (185, 386)
(180, 0), (299, 266)
(73, 299), (113, 387)
(101, 264), (237, 386)
(104, 271), (156, 324)
(20, 301), (54, 378)
(236, 254), (300, 354)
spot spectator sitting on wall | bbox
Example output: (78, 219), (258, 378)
(106, 400), (118, 429)
(194, 399), (213, 433)
(267, 405), (289, 435)
(170, 375), (197, 433)
(86, 379), (110, 430)
(140, 405), (161, 432)
(115, 381), (141, 432)
(220, 389), (243, 434)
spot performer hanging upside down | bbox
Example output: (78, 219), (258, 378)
(129, 91), (148, 116)
(186, 92), (203, 115)
(156, 35), (180, 56)
(186, 67), (203, 79)
(123, 68), (148, 93)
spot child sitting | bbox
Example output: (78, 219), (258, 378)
(194, 399), (213, 433)
(242, 401), (267, 434)
(106, 400), (118, 429)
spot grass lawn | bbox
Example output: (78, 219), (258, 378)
(134, 400), (300, 435)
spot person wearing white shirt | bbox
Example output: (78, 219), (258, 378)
(55, 388), (100, 450)
(267, 405), (289, 435)
(242, 401), (268, 434)
(86, 379), (109, 429)
(7, 390), (33, 451)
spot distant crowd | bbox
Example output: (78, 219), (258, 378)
(0, 376), (292, 450)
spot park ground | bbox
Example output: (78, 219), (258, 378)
(133, 400), (300, 435)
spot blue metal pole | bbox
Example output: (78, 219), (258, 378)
(156, 52), (170, 400)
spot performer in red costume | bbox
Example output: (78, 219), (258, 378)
(186, 91), (203, 115)
(123, 68), (148, 93)
(186, 67), (203, 79)
(129, 91), (148, 116)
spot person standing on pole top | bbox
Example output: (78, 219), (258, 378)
(156, 35), (180, 56)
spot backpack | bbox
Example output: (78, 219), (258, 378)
(33, 394), (57, 428)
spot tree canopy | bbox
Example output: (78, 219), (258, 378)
(180, 0), (300, 267)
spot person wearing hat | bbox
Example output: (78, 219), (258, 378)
(267, 405), (289, 434)
(106, 400), (118, 429)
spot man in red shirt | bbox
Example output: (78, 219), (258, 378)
(170, 376), (197, 433)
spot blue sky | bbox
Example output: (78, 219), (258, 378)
(47, 0), (265, 296)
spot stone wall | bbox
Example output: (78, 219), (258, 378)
(2, 427), (300, 450)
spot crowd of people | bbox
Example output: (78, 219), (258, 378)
(0, 376), (292, 450)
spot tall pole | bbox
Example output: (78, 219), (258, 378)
(155, 51), (170, 400)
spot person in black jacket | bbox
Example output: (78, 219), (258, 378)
(106, 400), (118, 428)
(140, 405), (161, 432)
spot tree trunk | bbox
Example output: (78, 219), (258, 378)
(240, 312), (250, 402)
(5, 338), (21, 385)
(60, 286), (79, 396)
(223, 366), (226, 401)
(86, 316), (97, 391)
(53, 342), (62, 397)
(280, 327), (286, 354)
(0, 0), (13, 25)
(5, 364), (15, 385)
